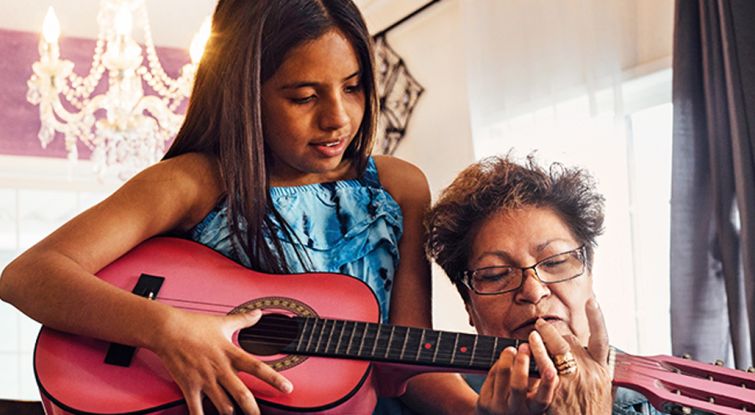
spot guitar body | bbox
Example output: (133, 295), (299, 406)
(35, 237), (380, 415)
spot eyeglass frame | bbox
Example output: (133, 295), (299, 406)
(462, 245), (588, 295)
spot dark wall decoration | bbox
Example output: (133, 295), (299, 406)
(373, 35), (424, 155)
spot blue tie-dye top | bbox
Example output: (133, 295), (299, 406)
(190, 157), (403, 323)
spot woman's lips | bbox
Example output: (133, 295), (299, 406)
(513, 316), (563, 334)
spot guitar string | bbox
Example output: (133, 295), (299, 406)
(235, 330), (510, 365)
(156, 298), (755, 388)
(156, 297), (517, 362)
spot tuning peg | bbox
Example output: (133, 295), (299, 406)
(681, 353), (692, 360)
(713, 359), (724, 366)
(667, 405), (692, 415)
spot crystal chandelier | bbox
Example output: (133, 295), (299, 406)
(26, 1), (211, 179)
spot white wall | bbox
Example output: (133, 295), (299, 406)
(365, 0), (478, 332)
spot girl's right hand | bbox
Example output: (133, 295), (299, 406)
(474, 331), (559, 415)
(151, 308), (293, 415)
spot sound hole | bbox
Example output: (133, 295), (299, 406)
(239, 313), (300, 356)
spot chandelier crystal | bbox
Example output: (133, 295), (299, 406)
(26, 1), (210, 179)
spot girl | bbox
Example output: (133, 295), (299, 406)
(0, 0), (475, 414)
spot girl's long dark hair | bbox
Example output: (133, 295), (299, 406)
(163, 0), (378, 273)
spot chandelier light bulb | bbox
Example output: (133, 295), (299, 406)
(42, 6), (60, 43)
(113, 4), (133, 37)
(190, 16), (212, 64)
(27, 0), (202, 180)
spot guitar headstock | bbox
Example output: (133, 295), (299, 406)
(613, 353), (755, 414)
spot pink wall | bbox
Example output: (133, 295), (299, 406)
(0, 28), (189, 159)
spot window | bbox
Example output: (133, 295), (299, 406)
(0, 155), (115, 399)
(473, 68), (673, 355)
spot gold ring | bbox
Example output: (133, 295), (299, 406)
(553, 351), (578, 375)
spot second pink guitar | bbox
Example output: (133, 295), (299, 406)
(34, 238), (755, 414)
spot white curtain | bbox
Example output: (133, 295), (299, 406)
(457, 0), (674, 355)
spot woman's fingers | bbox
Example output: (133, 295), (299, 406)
(489, 346), (516, 404)
(585, 298), (610, 366)
(476, 346), (517, 415)
(527, 331), (558, 412)
(506, 343), (530, 409)
(534, 318), (570, 357)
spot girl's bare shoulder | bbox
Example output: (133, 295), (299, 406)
(372, 155), (430, 207)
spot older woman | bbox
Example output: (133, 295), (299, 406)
(425, 156), (665, 415)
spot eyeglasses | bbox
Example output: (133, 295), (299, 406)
(463, 245), (587, 295)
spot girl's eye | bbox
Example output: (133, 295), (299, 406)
(345, 83), (362, 93)
(291, 96), (315, 104)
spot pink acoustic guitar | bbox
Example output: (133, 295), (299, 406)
(34, 238), (755, 414)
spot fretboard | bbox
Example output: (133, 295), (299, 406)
(286, 317), (522, 371)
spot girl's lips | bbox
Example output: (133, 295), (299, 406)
(310, 138), (347, 158)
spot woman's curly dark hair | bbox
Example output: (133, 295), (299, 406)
(424, 155), (605, 302)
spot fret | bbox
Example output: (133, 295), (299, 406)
(345, 320), (357, 356)
(399, 327), (410, 361)
(295, 318), (310, 352)
(357, 322), (368, 356)
(371, 324), (382, 357)
(471, 335), (496, 370)
(450, 333), (460, 364)
(452, 333), (477, 367)
(470, 335), (478, 366)
(417, 329), (440, 364)
(334, 320), (347, 355)
(416, 329), (426, 361)
(385, 326), (396, 358)
(491, 337), (499, 367)
(305, 318), (319, 352)
(434, 331), (457, 366)
(315, 319), (328, 354)
(384, 326), (408, 361)
(324, 319), (337, 355)
(432, 332), (442, 362)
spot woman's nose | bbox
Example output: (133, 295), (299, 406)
(514, 268), (551, 304)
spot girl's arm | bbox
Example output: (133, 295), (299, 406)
(0, 153), (218, 342)
(0, 153), (291, 415)
(376, 155), (479, 414)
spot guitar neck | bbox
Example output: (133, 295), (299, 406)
(245, 315), (524, 372)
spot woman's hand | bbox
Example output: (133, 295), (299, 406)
(536, 298), (613, 415)
(475, 330), (560, 415)
(151, 308), (293, 415)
